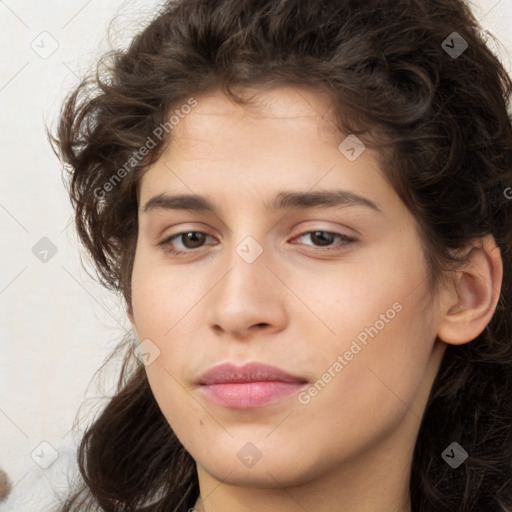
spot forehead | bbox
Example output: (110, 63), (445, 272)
(166, 85), (343, 156)
(136, 85), (395, 215)
(185, 85), (336, 120)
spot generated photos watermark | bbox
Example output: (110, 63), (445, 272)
(298, 301), (403, 405)
(94, 97), (198, 200)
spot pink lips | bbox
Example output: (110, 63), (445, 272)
(197, 362), (308, 409)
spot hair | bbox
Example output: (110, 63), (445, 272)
(49, 0), (512, 510)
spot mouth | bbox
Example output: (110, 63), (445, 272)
(196, 362), (309, 409)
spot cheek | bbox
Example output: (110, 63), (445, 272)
(296, 241), (436, 408)
(284, 291), (436, 475)
(313, 276), (436, 429)
(130, 251), (196, 337)
(130, 258), (199, 402)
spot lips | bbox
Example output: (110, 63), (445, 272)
(196, 362), (308, 409)
(196, 362), (308, 385)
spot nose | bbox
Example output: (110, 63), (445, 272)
(207, 240), (289, 341)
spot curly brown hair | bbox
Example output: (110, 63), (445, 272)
(49, 0), (512, 510)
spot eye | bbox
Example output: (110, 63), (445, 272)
(291, 230), (357, 251)
(158, 231), (216, 255)
(158, 229), (357, 256)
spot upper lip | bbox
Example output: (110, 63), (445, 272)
(197, 362), (308, 385)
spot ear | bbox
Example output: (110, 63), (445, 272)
(437, 234), (503, 345)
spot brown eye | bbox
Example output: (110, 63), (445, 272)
(309, 231), (337, 246)
(179, 232), (207, 248)
(158, 231), (215, 255)
(292, 230), (356, 250)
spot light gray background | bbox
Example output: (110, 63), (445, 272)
(1, 1), (511, 510)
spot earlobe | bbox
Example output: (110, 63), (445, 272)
(436, 234), (503, 345)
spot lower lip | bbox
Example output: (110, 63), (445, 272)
(200, 381), (306, 408)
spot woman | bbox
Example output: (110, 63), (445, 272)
(50, 0), (512, 510)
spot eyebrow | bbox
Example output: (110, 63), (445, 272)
(142, 190), (383, 215)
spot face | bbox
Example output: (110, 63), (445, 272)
(128, 85), (445, 489)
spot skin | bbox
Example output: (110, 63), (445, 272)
(127, 85), (502, 512)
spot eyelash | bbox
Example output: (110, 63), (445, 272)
(157, 230), (357, 256)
